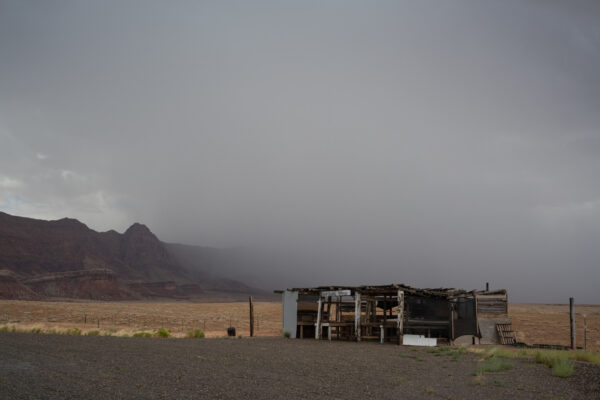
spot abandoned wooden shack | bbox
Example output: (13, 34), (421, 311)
(276, 284), (511, 345)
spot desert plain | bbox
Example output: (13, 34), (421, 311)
(0, 300), (598, 350)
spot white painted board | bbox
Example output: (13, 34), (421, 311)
(321, 290), (351, 297)
(282, 290), (298, 338)
(402, 334), (437, 347)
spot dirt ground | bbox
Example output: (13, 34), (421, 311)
(1, 332), (598, 400)
(0, 300), (599, 349)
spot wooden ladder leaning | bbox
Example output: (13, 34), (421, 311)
(496, 323), (516, 345)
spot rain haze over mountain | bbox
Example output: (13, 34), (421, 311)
(1, 1), (600, 302)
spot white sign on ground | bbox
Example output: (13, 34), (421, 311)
(402, 334), (437, 347)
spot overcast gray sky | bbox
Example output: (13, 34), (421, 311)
(1, 1), (600, 302)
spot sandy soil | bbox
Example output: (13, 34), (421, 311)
(1, 332), (598, 400)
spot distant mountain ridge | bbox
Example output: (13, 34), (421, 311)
(0, 212), (265, 300)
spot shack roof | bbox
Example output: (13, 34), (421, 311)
(276, 284), (506, 299)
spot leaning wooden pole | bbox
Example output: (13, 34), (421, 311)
(397, 290), (404, 345)
(315, 295), (323, 339)
(249, 296), (254, 337)
(354, 292), (361, 342)
(569, 297), (575, 350)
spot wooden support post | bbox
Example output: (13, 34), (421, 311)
(355, 292), (361, 342)
(450, 308), (455, 345)
(570, 297), (575, 350)
(316, 296), (323, 339)
(486, 282), (489, 291)
(365, 300), (371, 337)
(380, 325), (384, 344)
(337, 297), (341, 340)
(249, 296), (254, 337)
(397, 290), (404, 345)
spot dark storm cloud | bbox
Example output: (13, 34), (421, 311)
(1, 1), (599, 301)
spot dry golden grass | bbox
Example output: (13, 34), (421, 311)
(0, 300), (282, 338)
(510, 303), (600, 351)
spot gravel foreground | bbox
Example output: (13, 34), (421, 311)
(1, 332), (599, 399)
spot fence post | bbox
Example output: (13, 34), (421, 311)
(584, 314), (587, 351)
(249, 296), (254, 337)
(570, 297), (575, 350)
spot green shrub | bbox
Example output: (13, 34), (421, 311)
(237, 334), (242, 339)
(187, 329), (205, 338)
(535, 351), (564, 368)
(485, 347), (514, 359)
(0, 325), (9, 332)
(283, 330), (291, 338)
(65, 328), (82, 336)
(133, 331), (153, 338)
(155, 328), (170, 338)
(570, 351), (600, 365)
(453, 346), (469, 355)
(29, 328), (42, 334)
(535, 350), (554, 367)
(86, 330), (100, 336)
(534, 350), (575, 377)
(552, 358), (575, 378)
(477, 357), (513, 374)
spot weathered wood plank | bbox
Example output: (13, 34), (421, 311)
(397, 290), (404, 345)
